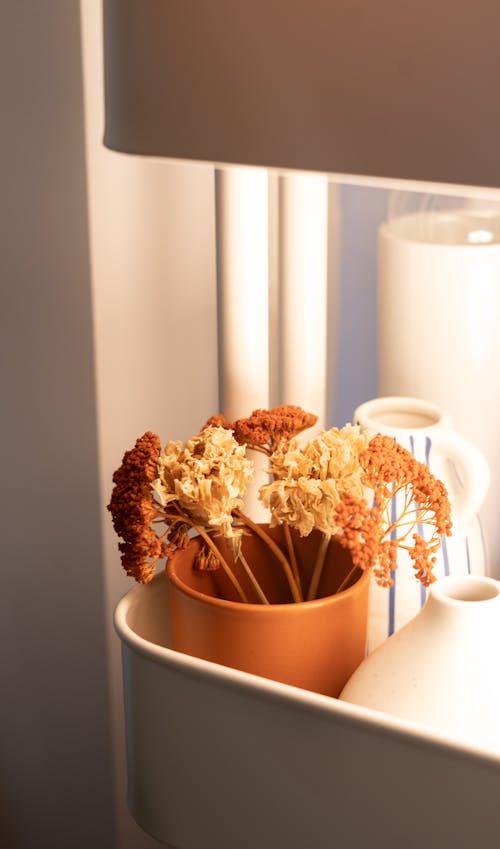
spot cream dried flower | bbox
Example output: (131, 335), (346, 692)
(260, 424), (373, 537)
(152, 426), (253, 538)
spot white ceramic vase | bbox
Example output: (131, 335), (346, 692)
(354, 396), (490, 651)
(340, 575), (500, 753)
(378, 205), (500, 575)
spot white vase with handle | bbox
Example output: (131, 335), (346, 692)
(340, 574), (500, 754)
(354, 396), (490, 652)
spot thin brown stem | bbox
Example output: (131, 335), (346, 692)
(163, 512), (249, 603)
(283, 523), (303, 601)
(307, 533), (330, 601)
(246, 444), (272, 457)
(237, 550), (269, 603)
(335, 564), (363, 594)
(396, 537), (440, 554)
(234, 510), (302, 603)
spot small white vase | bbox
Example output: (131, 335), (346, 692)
(340, 575), (500, 753)
(354, 396), (490, 651)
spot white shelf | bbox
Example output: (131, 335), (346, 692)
(115, 573), (500, 849)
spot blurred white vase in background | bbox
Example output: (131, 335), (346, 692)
(378, 191), (500, 577)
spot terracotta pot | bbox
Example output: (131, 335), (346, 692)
(166, 525), (370, 697)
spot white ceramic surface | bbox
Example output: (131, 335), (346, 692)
(340, 575), (500, 753)
(378, 210), (500, 576)
(354, 396), (489, 651)
(115, 573), (500, 849)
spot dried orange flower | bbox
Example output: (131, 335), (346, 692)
(204, 413), (233, 431)
(153, 426), (253, 538)
(107, 431), (167, 584)
(333, 434), (453, 588)
(232, 405), (317, 454)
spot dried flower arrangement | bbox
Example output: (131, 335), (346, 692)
(108, 405), (452, 604)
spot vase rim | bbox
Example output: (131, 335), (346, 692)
(166, 538), (371, 612)
(430, 575), (500, 605)
(380, 213), (500, 248)
(354, 396), (452, 433)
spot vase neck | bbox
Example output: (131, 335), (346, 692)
(427, 575), (500, 621)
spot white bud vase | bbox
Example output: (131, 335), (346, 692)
(354, 396), (490, 651)
(340, 575), (500, 754)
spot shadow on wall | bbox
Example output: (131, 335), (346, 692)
(0, 3), (114, 848)
(333, 184), (389, 427)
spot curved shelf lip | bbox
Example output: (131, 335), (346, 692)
(114, 578), (500, 768)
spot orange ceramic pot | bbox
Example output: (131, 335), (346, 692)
(166, 525), (370, 697)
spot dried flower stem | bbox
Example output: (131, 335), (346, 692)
(307, 533), (330, 601)
(335, 564), (363, 595)
(162, 511), (249, 603)
(243, 444), (270, 457)
(283, 523), (302, 599)
(235, 509), (303, 603)
(237, 550), (270, 604)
